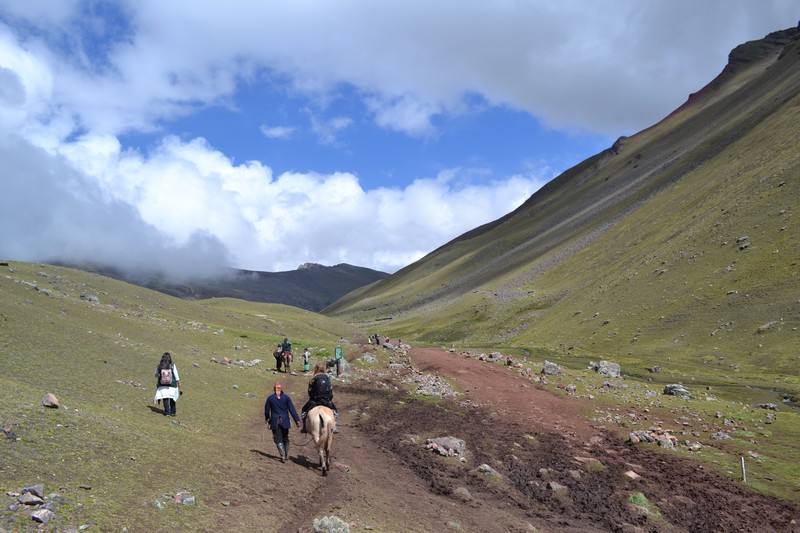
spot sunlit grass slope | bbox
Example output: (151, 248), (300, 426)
(0, 261), (353, 531)
(324, 29), (800, 393)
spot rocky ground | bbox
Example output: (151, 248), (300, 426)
(205, 344), (799, 532)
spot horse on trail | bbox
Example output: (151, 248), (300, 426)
(304, 405), (335, 476)
(273, 347), (292, 372)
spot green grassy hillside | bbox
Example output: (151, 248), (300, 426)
(324, 29), (800, 398)
(0, 261), (354, 531)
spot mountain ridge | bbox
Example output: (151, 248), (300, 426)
(324, 27), (800, 379)
(69, 261), (388, 312)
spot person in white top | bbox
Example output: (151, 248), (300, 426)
(154, 352), (182, 416)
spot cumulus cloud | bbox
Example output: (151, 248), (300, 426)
(0, 1), (797, 278)
(0, 127), (544, 275)
(4, 1), (794, 137)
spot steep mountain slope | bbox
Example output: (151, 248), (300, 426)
(78, 262), (388, 312)
(325, 28), (800, 377)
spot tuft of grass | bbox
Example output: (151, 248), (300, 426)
(628, 492), (662, 518)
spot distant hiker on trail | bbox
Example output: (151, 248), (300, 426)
(273, 343), (283, 371)
(301, 364), (339, 434)
(264, 382), (300, 463)
(154, 352), (182, 417)
(303, 347), (311, 373)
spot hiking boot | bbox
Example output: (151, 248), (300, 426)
(277, 443), (286, 462)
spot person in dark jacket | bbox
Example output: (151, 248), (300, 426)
(301, 364), (339, 433)
(264, 382), (300, 463)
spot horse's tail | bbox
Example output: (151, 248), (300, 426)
(319, 412), (325, 432)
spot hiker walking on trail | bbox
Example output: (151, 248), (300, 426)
(301, 364), (339, 433)
(264, 382), (300, 463)
(154, 352), (182, 417)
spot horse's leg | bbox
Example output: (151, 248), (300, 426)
(319, 443), (327, 476)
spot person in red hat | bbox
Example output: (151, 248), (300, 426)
(264, 381), (300, 463)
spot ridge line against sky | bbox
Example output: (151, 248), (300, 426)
(0, 1), (797, 277)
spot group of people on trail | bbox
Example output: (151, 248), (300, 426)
(263, 364), (339, 463)
(151, 339), (340, 465)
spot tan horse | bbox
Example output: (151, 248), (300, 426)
(304, 405), (335, 476)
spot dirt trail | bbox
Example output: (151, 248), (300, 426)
(211, 346), (799, 533)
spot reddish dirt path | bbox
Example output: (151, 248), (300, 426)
(211, 346), (799, 532)
(411, 347), (601, 441)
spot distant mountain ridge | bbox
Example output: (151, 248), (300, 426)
(324, 27), (800, 377)
(81, 262), (388, 312)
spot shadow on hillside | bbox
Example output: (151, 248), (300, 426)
(147, 405), (167, 415)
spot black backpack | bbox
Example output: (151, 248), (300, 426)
(312, 374), (333, 400)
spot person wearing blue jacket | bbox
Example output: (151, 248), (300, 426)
(264, 381), (300, 463)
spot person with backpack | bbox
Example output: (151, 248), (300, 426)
(154, 352), (182, 416)
(301, 364), (339, 433)
(264, 381), (300, 463)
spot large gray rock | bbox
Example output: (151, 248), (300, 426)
(663, 384), (691, 398)
(426, 436), (466, 457)
(590, 360), (621, 378)
(542, 360), (562, 375)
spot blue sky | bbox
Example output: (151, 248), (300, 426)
(0, 1), (797, 277)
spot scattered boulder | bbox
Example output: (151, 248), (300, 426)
(589, 360), (621, 378)
(542, 360), (562, 376)
(19, 492), (44, 505)
(42, 393), (60, 408)
(312, 515), (350, 533)
(360, 352), (378, 363)
(477, 464), (501, 478)
(454, 487), (472, 502)
(623, 471), (642, 481)
(755, 403), (778, 411)
(30, 508), (55, 524)
(23, 484), (45, 499)
(426, 436), (466, 458)
(663, 384), (691, 398)
(79, 291), (99, 303)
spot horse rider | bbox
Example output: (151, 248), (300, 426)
(301, 364), (339, 433)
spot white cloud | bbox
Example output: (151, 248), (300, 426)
(0, 1), (797, 278)
(4, 126), (542, 275)
(3, 1), (793, 138)
(260, 124), (294, 139)
(306, 110), (354, 146)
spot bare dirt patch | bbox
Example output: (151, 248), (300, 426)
(210, 347), (799, 532)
